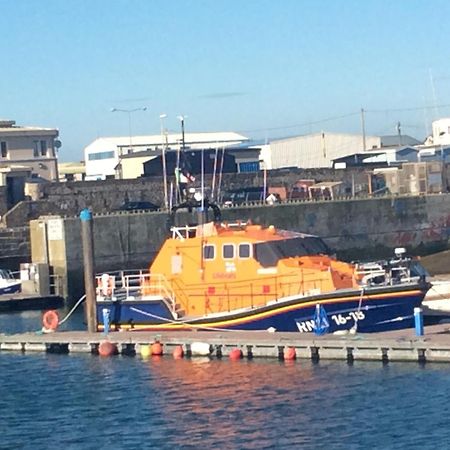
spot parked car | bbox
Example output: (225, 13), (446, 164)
(116, 201), (160, 212)
(221, 187), (265, 207)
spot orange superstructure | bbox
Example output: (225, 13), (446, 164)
(143, 220), (358, 318)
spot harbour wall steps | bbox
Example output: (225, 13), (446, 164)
(2, 325), (450, 363)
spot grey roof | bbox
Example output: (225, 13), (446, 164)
(380, 135), (421, 147)
(120, 149), (163, 159)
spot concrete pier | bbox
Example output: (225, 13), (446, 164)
(3, 324), (450, 363)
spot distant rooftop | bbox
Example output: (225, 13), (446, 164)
(0, 119), (58, 133)
(0, 120), (16, 128)
(380, 135), (421, 147)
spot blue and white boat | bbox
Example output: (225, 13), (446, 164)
(0, 269), (21, 295)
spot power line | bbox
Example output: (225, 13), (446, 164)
(366, 103), (450, 113)
(239, 111), (360, 134)
(239, 102), (450, 136)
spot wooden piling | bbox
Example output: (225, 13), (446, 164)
(80, 208), (97, 333)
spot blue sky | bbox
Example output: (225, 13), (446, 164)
(1, 0), (450, 162)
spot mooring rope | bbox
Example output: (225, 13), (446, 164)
(58, 295), (86, 326)
(350, 288), (365, 334)
(128, 306), (268, 333)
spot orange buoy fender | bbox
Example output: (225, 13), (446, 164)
(151, 341), (163, 356)
(283, 347), (296, 361)
(229, 348), (243, 360)
(98, 340), (117, 357)
(172, 345), (184, 359)
(42, 310), (59, 331)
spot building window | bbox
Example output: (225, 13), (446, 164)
(33, 141), (39, 157)
(0, 141), (7, 158)
(40, 140), (47, 156)
(88, 151), (115, 161)
(203, 244), (215, 260)
(239, 161), (260, 173)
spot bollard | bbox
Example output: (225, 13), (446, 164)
(414, 307), (424, 336)
(102, 308), (110, 335)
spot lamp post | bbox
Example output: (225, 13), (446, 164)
(159, 113), (169, 210)
(260, 159), (267, 202)
(176, 115), (187, 168)
(111, 107), (147, 154)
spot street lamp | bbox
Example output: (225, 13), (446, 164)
(176, 115), (187, 167)
(159, 113), (169, 210)
(111, 106), (147, 154)
(259, 159), (267, 202)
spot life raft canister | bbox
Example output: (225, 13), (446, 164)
(42, 310), (59, 331)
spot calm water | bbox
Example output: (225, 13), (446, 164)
(1, 311), (450, 449)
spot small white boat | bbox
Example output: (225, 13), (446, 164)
(0, 269), (21, 295)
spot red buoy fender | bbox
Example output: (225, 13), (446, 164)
(283, 347), (296, 361)
(98, 340), (117, 357)
(42, 310), (59, 331)
(229, 348), (243, 360)
(151, 342), (163, 356)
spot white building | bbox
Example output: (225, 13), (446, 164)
(84, 132), (248, 180)
(265, 132), (380, 169)
(428, 118), (450, 146)
(262, 132), (421, 170)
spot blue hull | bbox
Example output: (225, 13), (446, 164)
(0, 283), (21, 296)
(97, 284), (427, 333)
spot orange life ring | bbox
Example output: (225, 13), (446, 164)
(42, 310), (59, 331)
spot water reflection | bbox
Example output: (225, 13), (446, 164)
(145, 357), (324, 449)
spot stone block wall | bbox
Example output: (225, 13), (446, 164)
(1, 167), (371, 227)
(0, 226), (30, 270)
(0, 186), (7, 217)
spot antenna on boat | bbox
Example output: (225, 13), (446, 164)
(211, 144), (218, 201)
(201, 146), (205, 215)
(176, 115), (187, 203)
(217, 146), (225, 203)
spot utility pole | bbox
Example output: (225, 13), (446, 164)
(360, 108), (367, 151)
(397, 121), (402, 147)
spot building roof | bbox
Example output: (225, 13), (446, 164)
(380, 135), (421, 147)
(309, 181), (343, 188)
(58, 162), (86, 174)
(270, 131), (379, 145)
(87, 131), (248, 150)
(0, 119), (58, 134)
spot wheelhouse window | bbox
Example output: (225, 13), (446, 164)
(223, 244), (235, 259)
(203, 244), (215, 260)
(0, 141), (7, 158)
(239, 243), (251, 259)
(254, 236), (331, 267)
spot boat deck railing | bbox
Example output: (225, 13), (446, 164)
(171, 221), (250, 241)
(355, 262), (421, 287)
(96, 270), (177, 312)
